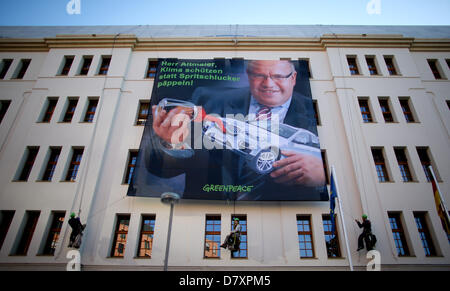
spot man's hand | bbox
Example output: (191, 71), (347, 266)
(270, 150), (325, 187)
(152, 105), (191, 144)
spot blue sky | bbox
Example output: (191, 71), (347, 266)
(0, 0), (449, 26)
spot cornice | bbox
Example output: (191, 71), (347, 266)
(0, 34), (448, 52)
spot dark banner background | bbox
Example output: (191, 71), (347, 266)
(128, 59), (328, 201)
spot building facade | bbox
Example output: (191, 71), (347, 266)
(0, 25), (449, 270)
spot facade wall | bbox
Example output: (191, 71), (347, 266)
(0, 32), (449, 270)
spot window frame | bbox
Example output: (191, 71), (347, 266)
(14, 211), (40, 256)
(146, 59), (158, 79)
(0, 59), (13, 79)
(98, 56), (111, 75)
(388, 212), (410, 257)
(358, 98), (374, 123)
(231, 215), (247, 259)
(383, 56), (398, 76)
(378, 97), (394, 123)
(41, 147), (62, 182)
(124, 150), (138, 184)
(365, 56), (379, 75)
(322, 214), (341, 258)
(41, 97), (58, 123)
(137, 215), (155, 258)
(371, 148), (390, 182)
(347, 56), (360, 75)
(79, 56), (93, 76)
(136, 100), (150, 126)
(17, 146), (39, 181)
(14, 59), (31, 79)
(297, 215), (315, 258)
(42, 212), (65, 255)
(65, 148), (84, 182)
(204, 215), (221, 259)
(59, 56), (74, 76)
(413, 212), (437, 257)
(83, 98), (98, 123)
(394, 147), (414, 182)
(0, 100), (11, 124)
(110, 214), (130, 258)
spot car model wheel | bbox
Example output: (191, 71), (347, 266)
(251, 147), (279, 174)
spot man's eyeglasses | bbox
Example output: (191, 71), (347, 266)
(248, 72), (294, 81)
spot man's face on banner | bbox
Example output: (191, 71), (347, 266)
(247, 60), (297, 107)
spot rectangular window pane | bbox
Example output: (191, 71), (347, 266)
(42, 98), (58, 122)
(84, 99), (98, 122)
(42, 147), (61, 181)
(18, 147), (39, 181)
(146, 60), (158, 78)
(231, 215), (247, 259)
(136, 101), (150, 125)
(359, 99), (373, 123)
(98, 56), (111, 75)
(111, 214), (130, 257)
(399, 99), (415, 123)
(416, 147), (432, 182)
(0, 59), (13, 79)
(384, 56), (398, 75)
(0, 210), (15, 250)
(15, 59), (31, 79)
(42, 212), (65, 255)
(0, 100), (11, 124)
(323, 215), (340, 258)
(79, 56), (92, 75)
(124, 151), (138, 184)
(65, 148), (84, 181)
(378, 98), (393, 122)
(394, 148), (413, 182)
(388, 213), (410, 256)
(15, 211), (40, 255)
(372, 148), (389, 182)
(414, 213), (436, 257)
(204, 215), (221, 258)
(297, 215), (314, 258)
(63, 98), (78, 122)
(347, 56), (359, 75)
(366, 56), (378, 75)
(427, 59), (442, 79)
(60, 56), (74, 76)
(137, 215), (155, 258)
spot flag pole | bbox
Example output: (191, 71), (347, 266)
(428, 166), (450, 226)
(331, 166), (353, 271)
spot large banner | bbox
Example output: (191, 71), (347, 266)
(127, 59), (328, 201)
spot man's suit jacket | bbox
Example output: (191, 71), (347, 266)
(145, 86), (328, 201)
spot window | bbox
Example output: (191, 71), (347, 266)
(98, 56), (111, 75)
(62, 98), (78, 123)
(231, 215), (247, 258)
(0, 59), (13, 79)
(378, 98), (394, 122)
(146, 59), (158, 78)
(321, 150), (329, 185)
(399, 98), (415, 123)
(204, 215), (221, 258)
(366, 56), (378, 75)
(79, 56), (93, 75)
(42, 212), (65, 255)
(384, 56), (398, 75)
(124, 150), (138, 184)
(0, 100), (11, 124)
(136, 101), (150, 125)
(65, 148), (84, 181)
(388, 212), (410, 256)
(416, 147), (433, 182)
(447, 100), (450, 111)
(394, 148), (413, 182)
(17, 147), (39, 181)
(371, 148), (390, 182)
(447, 59), (450, 69)
(83, 98), (98, 122)
(41, 147), (61, 181)
(347, 56), (359, 75)
(137, 215), (155, 258)
(14, 211), (40, 255)
(414, 212), (436, 257)
(110, 214), (130, 257)
(297, 215), (314, 258)
(427, 59), (443, 79)
(0, 211), (15, 250)
(59, 56), (74, 76)
(358, 98), (373, 123)
(322, 215), (341, 258)
(14, 59), (31, 79)
(312, 100), (320, 125)
(41, 98), (58, 123)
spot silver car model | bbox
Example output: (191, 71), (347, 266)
(203, 117), (321, 175)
